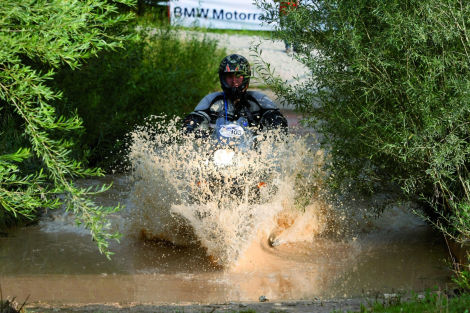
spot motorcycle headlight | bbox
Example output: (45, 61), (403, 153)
(213, 149), (235, 166)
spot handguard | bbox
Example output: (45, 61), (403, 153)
(183, 113), (210, 138)
(260, 110), (288, 131)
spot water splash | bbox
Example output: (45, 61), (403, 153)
(2, 115), (451, 302)
(126, 116), (329, 266)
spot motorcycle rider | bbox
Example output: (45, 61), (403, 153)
(183, 54), (288, 137)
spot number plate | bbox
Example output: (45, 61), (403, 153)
(219, 124), (245, 138)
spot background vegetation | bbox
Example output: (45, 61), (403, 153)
(255, 0), (470, 286)
(52, 27), (225, 169)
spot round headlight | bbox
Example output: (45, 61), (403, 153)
(213, 149), (235, 166)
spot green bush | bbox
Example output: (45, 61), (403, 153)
(52, 27), (226, 169)
(255, 0), (470, 267)
(0, 0), (135, 257)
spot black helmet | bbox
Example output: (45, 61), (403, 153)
(218, 54), (251, 100)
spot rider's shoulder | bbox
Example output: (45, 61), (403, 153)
(194, 92), (224, 111)
(246, 90), (279, 110)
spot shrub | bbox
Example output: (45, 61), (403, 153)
(0, 0), (135, 257)
(52, 27), (226, 169)
(255, 0), (470, 253)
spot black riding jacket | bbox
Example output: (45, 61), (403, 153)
(183, 91), (288, 135)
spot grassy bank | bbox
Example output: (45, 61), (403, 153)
(346, 292), (470, 313)
(8, 293), (469, 313)
(175, 26), (273, 38)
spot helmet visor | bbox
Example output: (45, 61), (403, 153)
(223, 72), (244, 87)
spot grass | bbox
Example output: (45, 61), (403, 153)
(0, 285), (28, 313)
(175, 26), (274, 38)
(344, 292), (470, 313)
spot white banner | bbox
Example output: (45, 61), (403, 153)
(169, 0), (274, 31)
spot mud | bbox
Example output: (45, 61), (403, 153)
(26, 299), (364, 313)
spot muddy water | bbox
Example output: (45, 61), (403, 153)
(0, 115), (451, 305)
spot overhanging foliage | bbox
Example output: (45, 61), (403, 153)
(0, 0), (136, 257)
(255, 0), (470, 245)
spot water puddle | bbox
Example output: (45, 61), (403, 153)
(0, 113), (451, 305)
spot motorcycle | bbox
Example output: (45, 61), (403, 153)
(190, 116), (276, 207)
